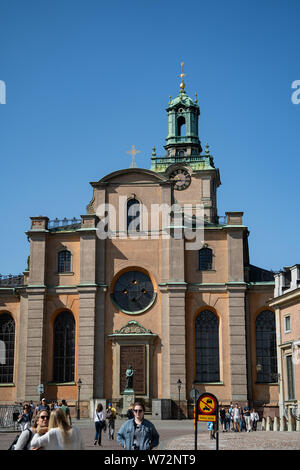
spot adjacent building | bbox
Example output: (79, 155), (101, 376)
(269, 266), (300, 424)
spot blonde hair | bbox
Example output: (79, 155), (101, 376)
(49, 408), (72, 445)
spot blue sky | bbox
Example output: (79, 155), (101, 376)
(0, 0), (299, 274)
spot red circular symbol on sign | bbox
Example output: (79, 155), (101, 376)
(198, 394), (217, 415)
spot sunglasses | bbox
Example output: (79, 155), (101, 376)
(40, 415), (49, 420)
(133, 409), (143, 413)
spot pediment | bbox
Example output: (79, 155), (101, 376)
(91, 168), (168, 187)
(109, 320), (157, 336)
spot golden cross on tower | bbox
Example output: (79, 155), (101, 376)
(126, 145), (141, 168)
(178, 61), (187, 91)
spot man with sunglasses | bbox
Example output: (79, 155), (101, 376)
(117, 401), (159, 450)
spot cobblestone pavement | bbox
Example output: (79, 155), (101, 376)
(0, 419), (299, 451)
(164, 429), (300, 450)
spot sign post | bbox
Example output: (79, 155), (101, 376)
(190, 388), (200, 450)
(195, 392), (219, 450)
(36, 384), (44, 401)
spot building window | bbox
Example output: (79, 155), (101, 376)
(284, 315), (291, 333)
(286, 355), (295, 400)
(177, 116), (186, 136)
(256, 310), (278, 383)
(0, 313), (15, 384)
(195, 310), (220, 382)
(58, 250), (71, 273)
(199, 247), (213, 270)
(127, 198), (140, 232)
(53, 311), (75, 383)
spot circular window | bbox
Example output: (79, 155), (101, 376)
(111, 270), (155, 314)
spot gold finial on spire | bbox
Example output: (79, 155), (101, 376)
(178, 61), (187, 92)
(168, 95), (171, 104)
(205, 143), (210, 154)
(152, 145), (156, 156)
(195, 92), (198, 103)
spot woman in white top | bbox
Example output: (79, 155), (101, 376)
(31, 408), (84, 450)
(94, 403), (105, 446)
(250, 409), (259, 431)
(14, 409), (49, 450)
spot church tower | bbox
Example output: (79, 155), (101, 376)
(151, 62), (221, 224)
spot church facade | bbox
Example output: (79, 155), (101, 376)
(0, 75), (279, 418)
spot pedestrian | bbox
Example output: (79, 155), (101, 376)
(60, 399), (72, 426)
(250, 409), (259, 431)
(127, 403), (134, 420)
(31, 408), (84, 450)
(228, 402), (234, 431)
(239, 406), (244, 432)
(106, 402), (116, 440)
(29, 401), (35, 413)
(225, 409), (231, 432)
(17, 404), (32, 431)
(243, 403), (251, 432)
(232, 403), (240, 432)
(94, 403), (105, 446)
(208, 421), (216, 439)
(219, 405), (226, 432)
(117, 401), (159, 450)
(13, 409), (49, 450)
(35, 398), (50, 416)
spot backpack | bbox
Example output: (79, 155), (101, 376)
(8, 428), (33, 450)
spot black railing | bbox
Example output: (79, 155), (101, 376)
(0, 274), (24, 287)
(48, 217), (81, 230)
(0, 405), (23, 430)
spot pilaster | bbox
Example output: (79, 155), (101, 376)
(227, 284), (248, 401)
(77, 215), (98, 400)
(24, 216), (48, 400)
(77, 285), (97, 401)
(24, 287), (46, 400)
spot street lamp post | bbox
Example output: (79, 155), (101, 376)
(177, 379), (182, 420)
(77, 378), (82, 420)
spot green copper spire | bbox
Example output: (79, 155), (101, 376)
(165, 62), (201, 151)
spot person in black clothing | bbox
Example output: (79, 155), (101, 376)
(219, 406), (226, 432)
(243, 403), (251, 432)
(127, 403), (134, 420)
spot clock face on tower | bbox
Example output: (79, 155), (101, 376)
(169, 168), (191, 190)
(112, 270), (155, 313)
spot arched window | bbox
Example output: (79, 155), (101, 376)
(177, 116), (186, 136)
(0, 313), (15, 383)
(195, 310), (220, 382)
(199, 247), (213, 270)
(256, 310), (277, 383)
(58, 250), (71, 273)
(127, 198), (140, 232)
(53, 311), (75, 383)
